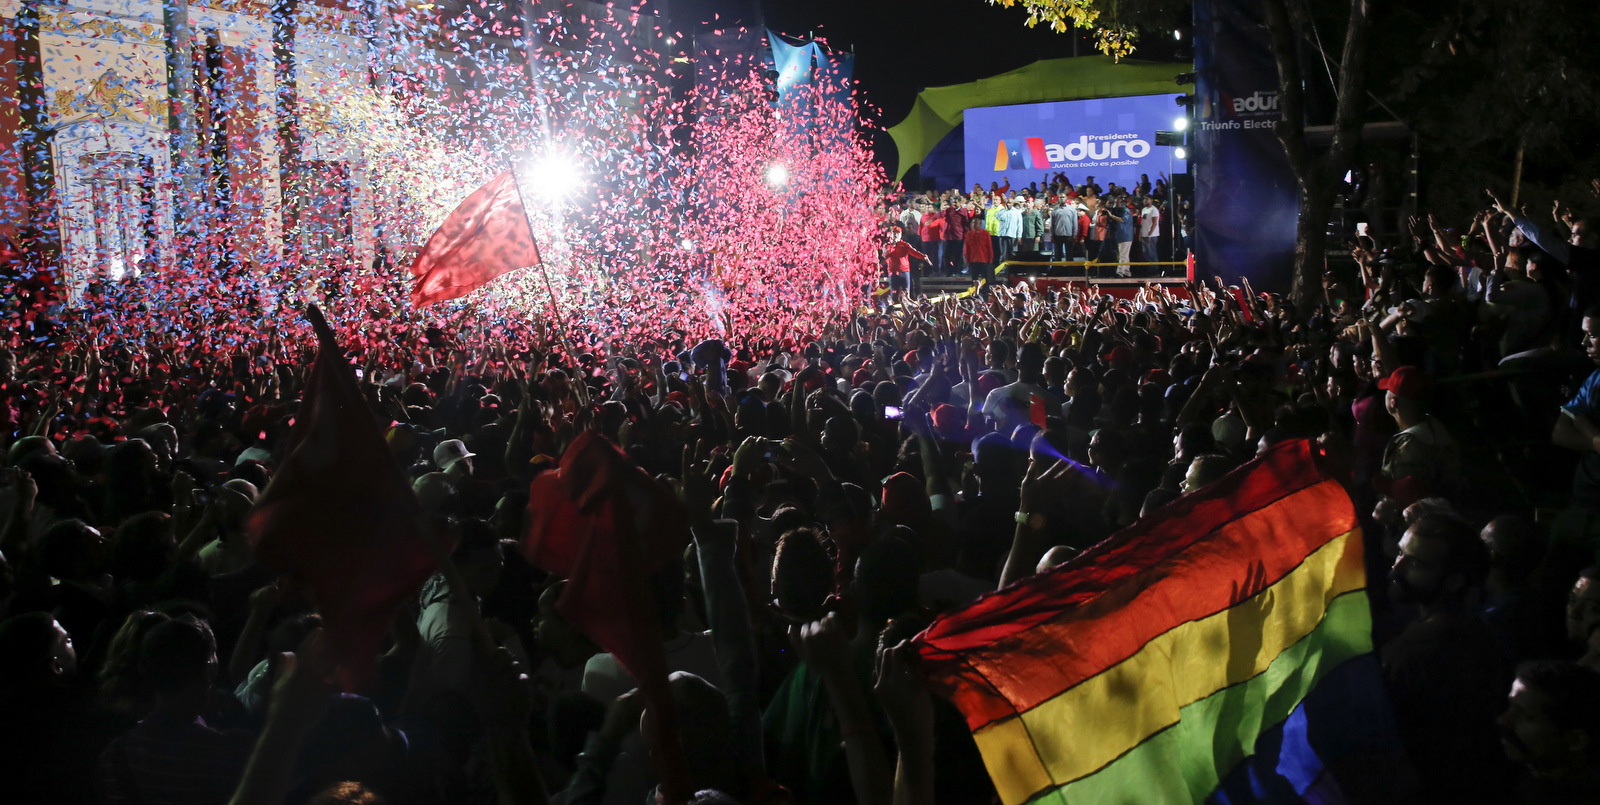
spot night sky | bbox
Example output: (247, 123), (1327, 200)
(666, 0), (1184, 175)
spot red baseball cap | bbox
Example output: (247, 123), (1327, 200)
(1377, 366), (1431, 400)
(930, 403), (965, 438)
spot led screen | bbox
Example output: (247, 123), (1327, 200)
(963, 94), (1187, 193)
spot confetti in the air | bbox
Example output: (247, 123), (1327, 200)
(1, 2), (889, 360)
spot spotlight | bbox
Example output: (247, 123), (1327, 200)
(524, 153), (582, 201)
(1174, 146), (1188, 160)
(1173, 29), (1182, 40)
(765, 162), (790, 188)
(679, 237), (694, 250)
(1173, 117), (1189, 131)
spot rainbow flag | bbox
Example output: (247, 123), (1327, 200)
(915, 440), (1412, 804)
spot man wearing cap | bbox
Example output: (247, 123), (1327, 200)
(434, 438), (475, 481)
(1375, 366), (1459, 506)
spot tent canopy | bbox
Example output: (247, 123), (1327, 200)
(887, 55), (1186, 180)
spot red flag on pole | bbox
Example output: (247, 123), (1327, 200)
(521, 431), (695, 801)
(409, 170), (541, 307)
(245, 306), (439, 690)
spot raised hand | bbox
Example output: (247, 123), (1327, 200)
(1485, 188), (1511, 217)
(1020, 455), (1084, 515)
(873, 638), (934, 740)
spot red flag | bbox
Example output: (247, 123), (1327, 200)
(522, 431), (694, 800)
(1029, 393), (1048, 428)
(245, 306), (438, 690)
(410, 170), (540, 307)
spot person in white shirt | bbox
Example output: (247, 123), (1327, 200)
(982, 342), (1051, 434)
(1140, 197), (1162, 267)
(417, 519), (526, 695)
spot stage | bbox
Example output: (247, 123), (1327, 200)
(919, 258), (1194, 300)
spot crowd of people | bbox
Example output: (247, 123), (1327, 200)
(4, 179), (1600, 805)
(876, 172), (1192, 290)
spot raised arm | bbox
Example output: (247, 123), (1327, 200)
(685, 440), (766, 773)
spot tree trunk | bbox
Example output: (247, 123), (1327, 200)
(1296, 183), (1337, 300)
(1263, 0), (1374, 308)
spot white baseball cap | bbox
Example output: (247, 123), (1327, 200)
(433, 439), (475, 472)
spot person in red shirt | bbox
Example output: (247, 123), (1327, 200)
(919, 205), (948, 276)
(884, 226), (928, 294)
(942, 202), (969, 276)
(964, 217), (993, 280)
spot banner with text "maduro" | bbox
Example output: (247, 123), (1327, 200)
(914, 440), (1414, 804)
(963, 94), (1185, 192)
(1193, 0), (1299, 289)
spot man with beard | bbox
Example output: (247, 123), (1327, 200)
(1383, 512), (1518, 803)
(1498, 660), (1600, 802)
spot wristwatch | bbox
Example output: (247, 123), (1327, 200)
(1015, 511), (1047, 530)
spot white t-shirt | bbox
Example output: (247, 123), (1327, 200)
(1140, 205), (1161, 238)
(983, 380), (1050, 432)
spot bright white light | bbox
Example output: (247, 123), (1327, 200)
(765, 162), (790, 188)
(1174, 29), (1182, 40)
(1174, 146), (1188, 160)
(679, 237), (694, 250)
(525, 154), (582, 201)
(1174, 117), (1189, 131)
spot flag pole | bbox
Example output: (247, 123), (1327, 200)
(507, 162), (591, 408)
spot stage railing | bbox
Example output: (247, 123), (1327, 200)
(993, 259), (1191, 275)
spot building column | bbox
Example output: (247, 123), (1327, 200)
(272, 0), (300, 268)
(163, 0), (204, 269)
(15, 0), (60, 263)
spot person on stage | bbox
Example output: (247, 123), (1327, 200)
(884, 225), (928, 296)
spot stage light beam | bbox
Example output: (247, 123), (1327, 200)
(765, 162), (790, 188)
(1174, 117), (1189, 131)
(1174, 146), (1188, 160)
(525, 154), (583, 201)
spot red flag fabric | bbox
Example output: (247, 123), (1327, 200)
(1029, 393), (1047, 428)
(522, 430), (695, 800)
(409, 170), (540, 307)
(245, 306), (438, 690)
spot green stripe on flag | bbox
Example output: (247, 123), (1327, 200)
(1024, 591), (1373, 805)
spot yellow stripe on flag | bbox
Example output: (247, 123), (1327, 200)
(971, 529), (1365, 805)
